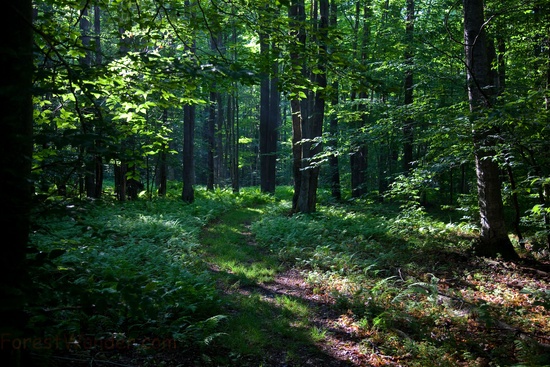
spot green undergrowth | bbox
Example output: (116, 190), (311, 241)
(201, 206), (280, 286)
(27, 187), (270, 365)
(251, 195), (550, 366)
(27, 185), (550, 366)
(198, 200), (319, 366)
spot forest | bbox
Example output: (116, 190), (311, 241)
(1, 0), (550, 366)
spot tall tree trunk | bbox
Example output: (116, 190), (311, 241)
(228, 91), (240, 193)
(114, 21), (131, 201)
(495, 33), (523, 246)
(229, 19), (240, 193)
(402, 0), (414, 173)
(296, 0), (328, 213)
(260, 31), (270, 192)
(463, 0), (518, 259)
(215, 92), (224, 184)
(206, 90), (216, 191)
(268, 50), (280, 193)
(260, 20), (280, 195)
(80, 6), (98, 198)
(289, 0), (306, 211)
(94, 4), (102, 65)
(533, 2), (550, 250)
(260, 32), (272, 193)
(350, 2), (371, 198)
(182, 35), (196, 202)
(328, 88), (341, 200)
(328, 0), (341, 200)
(158, 109), (168, 197)
(0, 2), (33, 366)
(93, 5), (103, 198)
(182, 104), (196, 202)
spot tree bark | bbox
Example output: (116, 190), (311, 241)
(350, 2), (371, 198)
(463, 0), (518, 259)
(268, 51), (280, 193)
(259, 20), (280, 195)
(296, 0), (328, 213)
(182, 104), (196, 202)
(158, 109), (168, 197)
(402, 0), (414, 173)
(289, 0), (306, 211)
(328, 0), (341, 200)
(206, 90), (216, 191)
(0, 1), (33, 365)
(228, 92), (240, 193)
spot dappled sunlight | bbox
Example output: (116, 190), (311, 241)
(251, 198), (550, 366)
(27, 189), (550, 366)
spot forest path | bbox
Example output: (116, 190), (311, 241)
(200, 206), (381, 367)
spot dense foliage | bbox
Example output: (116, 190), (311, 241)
(29, 0), (550, 256)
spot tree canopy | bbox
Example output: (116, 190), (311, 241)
(28, 0), (550, 256)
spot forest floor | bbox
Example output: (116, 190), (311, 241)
(200, 207), (356, 366)
(198, 205), (550, 367)
(28, 190), (550, 367)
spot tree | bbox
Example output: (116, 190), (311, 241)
(402, 0), (415, 173)
(158, 109), (169, 197)
(350, 0), (372, 198)
(288, 0), (306, 211)
(182, 103), (196, 202)
(463, 0), (518, 259)
(328, 0), (341, 200)
(0, 0), (33, 366)
(294, 0), (329, 213)
(79, 5), (104, 199)
(259, 31), (277, 194)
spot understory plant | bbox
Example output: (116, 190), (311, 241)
(251, 193), (550, 366)
(27, 189), (238, 357)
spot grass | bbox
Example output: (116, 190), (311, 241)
(201, 206), (281, 285)
(198, 204), (320, 366)
(27, 184), (550, 366)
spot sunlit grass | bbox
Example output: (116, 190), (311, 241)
(201, 207), (281, 285)
(217, 291), (313, 362)
(28, 185), (550, 366)
(309, 326), (328, 342)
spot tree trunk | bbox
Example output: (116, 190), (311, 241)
(80, 6), (97, 198)
(115, 163), (127, 201)
(182, 103), (196, 202)
(463, 0), (518, 259)
(206, 90), (216, 191)
(296, 0), (328, 213)
(402, 0), (414, 173)
(268, 51), (280, 193)
(328, 0), (341, 200)
(289, 0), (306, 211)
(158, 110), (168, 197)
(230, 20), (240, 193)
(349, 3), (371, 198)
(0, 1), (33, 365)
(260, 19), (280, 195)
(228, 91), (240, 193)
(215, 91), (225, 184)
(93, 5), (104, 198)
(328, 89), (341, 200)
(290, 99), (303, 210)
(350, 143), (368, 197)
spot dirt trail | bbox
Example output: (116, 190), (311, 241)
(210, 214), (390, 367)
